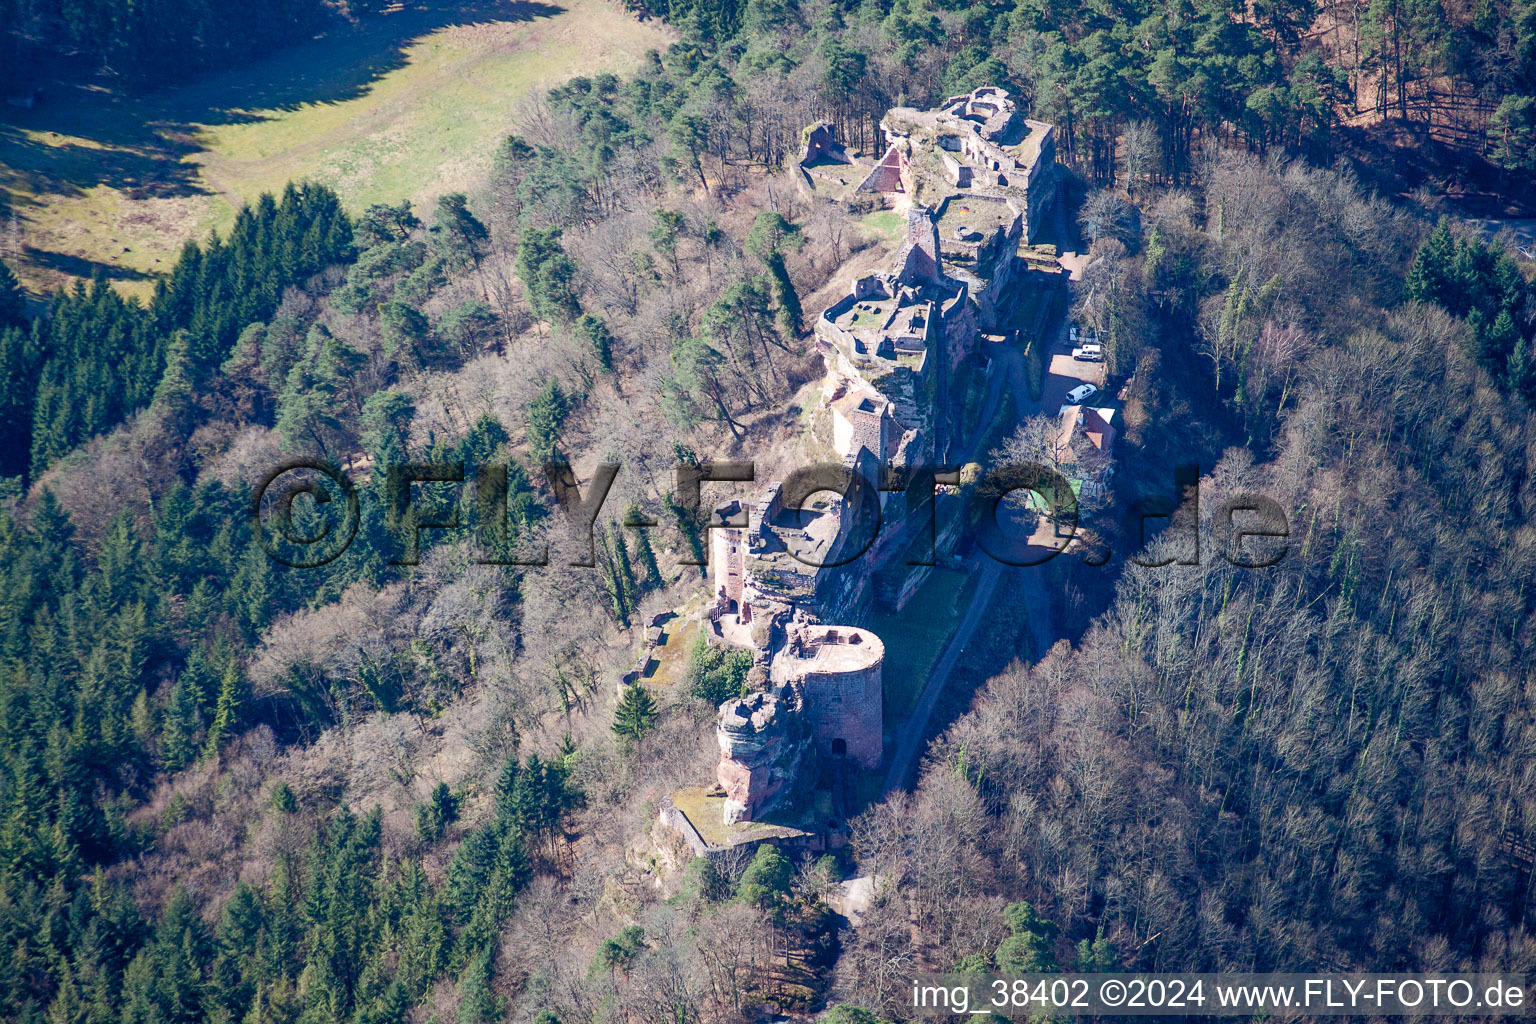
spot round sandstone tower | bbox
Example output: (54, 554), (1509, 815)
(776, 624), (885, 770)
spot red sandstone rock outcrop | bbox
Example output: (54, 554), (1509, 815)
(716, 686), (811, 824)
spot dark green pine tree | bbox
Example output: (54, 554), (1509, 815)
(455, 412), (507, 467)
(515, 229), (582, 325)
(271, 781), (298, 814)
(31, 490), (81, 611)
(275, 324), (363, 455)
(29, 377), (73, 478)
(1483, 308), (1520, 374)
(746, 212), (804, 342)
(526, 379), (569, 462)
(1509, 337), (1536, 405)
(1405, 219), (1457, 309)
(447, 824), (502, 922)
(0, 260), (24, 327)
(434, 193), (490, 271)
(501, 754), (572, 851)
(574, 313), (615, 372)
(379, 300), (430, 362)
(611, 525), (639, 617)
(202, 660), (244, 760)
(461, 829), (531, 951)
(612, 684), (657, 743)
(415, 781), (458, 842)
(228, 545), (275, 642)
(151, 332), (200, 438)
(765, 254), (803, 342)
(122, 887), (211, 1024)
(1074, 927), (1118, 973)
(360, 391), (417, 462)
(458, 944), (500, 1024)
(154, 482), (201, 591)
(494, 756), (520, 813)
(160, 674), (203, 773)
(995, 901), (1060, 973)
(501, 757), (537, 834)
(736, 844), (793, 918)
(0, 323), (39, 478)
(651, 210), (685, 275)
(211, 881), (266, 1019)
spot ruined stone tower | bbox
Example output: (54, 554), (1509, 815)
(713, 623), (884, 825)
(895, 205), (943, 285)
(775, 621), (884, 770)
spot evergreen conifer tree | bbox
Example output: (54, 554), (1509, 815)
(613, 525), (639, 613)
(0, 261), (24, 328)
(612, 684), (657, 743)
(515, 229), (581, 325)
(161, 675), (202, 772)
(458, 945), (499, 1024)
(203, 661), (244, 760)
(574, 314), (614, 371)
(527, 379), (569, 462)
(632, 521), (662, 589)
(1405, 219), (1457, 307)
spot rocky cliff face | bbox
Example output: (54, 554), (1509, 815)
(716, 686), (811, 824)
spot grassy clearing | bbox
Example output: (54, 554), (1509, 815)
(864, 567), (971, 723)
(641, 617), (704, 689)
(1, 0), (671, 297)
(859, 209), (904, 243)
(670, 786), (815, 848)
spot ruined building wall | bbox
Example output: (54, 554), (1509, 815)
(1023, 125), (1057, 240)
(712, 514), (746, 607)
(777, 625), (885, 769)
(858, 144), (912, 194)
(798, 662), (882, 769)
(895, 205), (944, 285)
(801, 121), (840, 164)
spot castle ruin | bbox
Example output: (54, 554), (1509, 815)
(688, 88), (1057, 831)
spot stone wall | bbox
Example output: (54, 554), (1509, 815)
(799, 660), (883, 768)
(857, 144), (912, 194)
(711, 501), (748, 606)
(801, 121), (840, 164)
(778, 625), (885, 769)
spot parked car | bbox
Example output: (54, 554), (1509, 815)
(1072, 344), (1103, 362)
(1066, 383), (1098, 404)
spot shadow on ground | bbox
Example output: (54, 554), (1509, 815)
(0, 0), (565, 276)
(22, 246), (155, 282)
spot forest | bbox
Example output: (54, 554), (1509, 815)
(2, 0), (353, 90)
(842, 153), (1536, 1011)
(0, 0), (1534, 1020)
(6, 0), (1536, 180)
